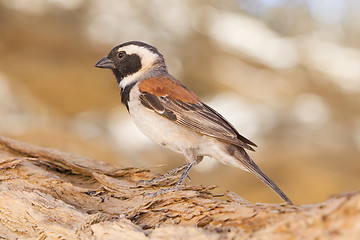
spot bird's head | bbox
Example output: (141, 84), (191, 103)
(95, 41), (167, 88)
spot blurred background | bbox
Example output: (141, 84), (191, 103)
(0, 0), (359, 205)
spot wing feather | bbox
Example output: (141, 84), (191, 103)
(139, 90), (257, 151)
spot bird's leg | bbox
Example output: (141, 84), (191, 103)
(161, 156), (202, 182)
(161, 162), (192, 179)
(151, 159), (199, 196)
(172, 160), (196, 190)
(172, 155), (203, 189)
(149, 153), (203, 196)
(136, 162), (191, 187)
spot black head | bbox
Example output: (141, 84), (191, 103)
(95, 41), (166, 86)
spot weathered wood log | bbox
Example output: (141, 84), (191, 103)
(0, 136), (359, 239)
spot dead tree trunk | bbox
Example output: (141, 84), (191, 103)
(0, 136), (359, 239)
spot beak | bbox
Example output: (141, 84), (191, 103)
(95, 56), (115, 69)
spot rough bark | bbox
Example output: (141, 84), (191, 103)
(0, 136), (359, 239)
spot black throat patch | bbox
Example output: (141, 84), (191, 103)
(120, 82), (137, 111)
(110, 52), (142, 84)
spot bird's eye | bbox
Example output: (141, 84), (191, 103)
(118, 51), (126, 59)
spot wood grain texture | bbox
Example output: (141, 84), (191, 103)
(0, 136), (359, 239)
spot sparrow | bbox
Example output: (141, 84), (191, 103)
(95, 41), (293, 205)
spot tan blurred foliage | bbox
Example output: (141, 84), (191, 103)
(0, 0), (359, 204)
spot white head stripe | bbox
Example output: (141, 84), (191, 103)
(118, 45), (159, 70)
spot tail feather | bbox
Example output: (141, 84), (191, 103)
(234, 147), (293, 205)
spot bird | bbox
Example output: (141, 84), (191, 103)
(95, 41), (293, 205)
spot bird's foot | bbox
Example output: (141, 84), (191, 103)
(136, 177), (161, 187)
(136, 162), (191, 187)
(142, 160), (198, 197)
(144, 161), (196, 196)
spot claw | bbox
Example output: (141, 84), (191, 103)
(136, 177), (157, 187)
